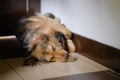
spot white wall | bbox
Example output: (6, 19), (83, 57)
(41, 0), (120, 49)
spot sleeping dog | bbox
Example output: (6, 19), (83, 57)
(15, 13), (76, 66)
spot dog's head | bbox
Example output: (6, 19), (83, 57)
(25, 32), (70, 62)
(22, 32), (76, 66)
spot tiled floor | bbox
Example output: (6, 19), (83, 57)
(0, 60), (23, 80)
(0, 53), (116, 80)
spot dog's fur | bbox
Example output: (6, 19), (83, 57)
(15, 13), (76, 66)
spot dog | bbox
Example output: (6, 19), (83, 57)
(15, 13), (76, 66)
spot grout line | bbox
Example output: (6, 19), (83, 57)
(2, 60), (24, 80)
(77, 54), (120, 79)
(106, 70), (120, 79)
(1, 54), (112, 80)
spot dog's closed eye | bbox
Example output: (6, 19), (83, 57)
(51, 45), (56, 51)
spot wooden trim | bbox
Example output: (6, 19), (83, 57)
(45, 70), (120, 80)
(0, 37), (25, 59)
(28, 0), (41, 16)
(72, 33), (120, 73)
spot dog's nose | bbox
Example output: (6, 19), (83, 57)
(64, 53), (69, 59)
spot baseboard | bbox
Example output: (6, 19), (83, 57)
(72, 33), (120, 74)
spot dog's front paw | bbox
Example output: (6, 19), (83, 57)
(23, 56), (39, 67)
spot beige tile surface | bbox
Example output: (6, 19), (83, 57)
(5, 53), (109, 80)
(73, 53), (110, 71)
(0, 60), (23, 80)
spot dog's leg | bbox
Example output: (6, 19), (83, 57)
(23, 55), (39, 66)
(67, 39), (76, 53)
(52, 25), (72, 39)
(23, 44), (41, 66)
(55, 32), (76, 53)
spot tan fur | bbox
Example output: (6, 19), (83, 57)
(26, 14), (75, 53)
(67, 40), (76, 53)
(23, 13), (76, 65)
(31, 44), (43, 60)
(27, 15), (71, 39)
(29, 35), (70, 62)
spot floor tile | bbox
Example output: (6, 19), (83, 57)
(5, 53), (109, 80)
(75, 53), (110, 71)
(46, 71), (120, 80)
(0, 60), (23, 80)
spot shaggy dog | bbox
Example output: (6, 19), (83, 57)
(15, 13), (76, 66)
